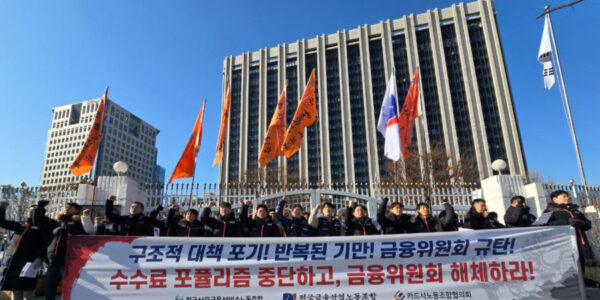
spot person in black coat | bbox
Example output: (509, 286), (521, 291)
(504, 196), (536, 228)
(542, 190), (593, 272)
(167, 204), (206, 237)
(241, 201), (281, 238)
(0, 201), (44, 299)
(436, 200), (460, 231)
(275, 199), (314, 237)
(377, 198), (411, 234)
(105, 195), (154, 236)
(410, 202), (455, 233)
(94, 215), (119, 235)
(308, 202), (342, 236)
(39, 201), (94, 300)
(344, 200), (380, 236)
(463, 199), (498, 230)
(201, 201), (243, 237)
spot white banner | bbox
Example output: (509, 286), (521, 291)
(63, 226), (585, 300)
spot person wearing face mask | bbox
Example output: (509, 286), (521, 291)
(105, 195), (154, 236)
(308, 202), (341, 236)
(275, 198), (314, 237)
(201, 201), (243, 237)
(0, 202), (44, 300)
(241, 200), (281, 238)
(344, 200), (380, 236)
(377, 198), (411, 234)
(167, 204), (206, 237)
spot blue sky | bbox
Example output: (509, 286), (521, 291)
(0, 0), (598, 186)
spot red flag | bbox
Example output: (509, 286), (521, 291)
(69, 88), (107, 177)
(213, 81), (231, 166)
(398, 70), (421, 160)
(168, 100), (206, 184)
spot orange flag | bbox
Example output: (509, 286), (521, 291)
(281, 69), (316, 158)
(258, 82), (287, 166)
(397, 70), (421, 160)
(168, 100), (206, 184)
(213, 81), (231, 166)
(69, 87), (108, 177)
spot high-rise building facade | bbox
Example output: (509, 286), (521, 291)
(40, 98), (160, 186)
(219, 0), (527, 187)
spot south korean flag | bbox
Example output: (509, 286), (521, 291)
(538, 16), (555, 90)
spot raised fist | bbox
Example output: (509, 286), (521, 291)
(108, 195), (117, 201)
(82, 209), (91, 217)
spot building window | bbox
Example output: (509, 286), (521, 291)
(305, 53), (320, 186)
(346, 44), (369, 185)
(468, 18), (507, 171)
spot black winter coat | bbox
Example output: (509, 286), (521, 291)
(410, 215), (443, 233)
(0, 208), (45, 291)
(314, 217), (342, 236)
(463, 207), (499, 230)
(167, 209), (206, 237)
(377, 198), (411, 234)
(275, 200), (314, 237)
(344, 206), (380, 236)
(504, 205), (536, 228)
(240, 204), (281, 237)
(105, 200), (154, 236)
(46, 214), (87, 266)
(201, 208), (243, 237)
(543, 203), (592, 246)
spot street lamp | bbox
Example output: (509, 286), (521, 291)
(113, 161), (128, 175)
(491, 159), (507, 175)
(112, 161), (128, 204)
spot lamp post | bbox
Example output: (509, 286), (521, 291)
(113, 161), (128, 206)
(491, 159), (507, 175)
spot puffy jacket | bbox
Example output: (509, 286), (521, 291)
(377, 198), (411, 234)
(543, 203), (591, 246)
(308, 207), (341, 236)
(504, 205), (536, 228)
(0, 207), (45, 291)
(167, 209), (206, 237)
(201, 208), (243, 237)
(463, 207), (498, 230)
(275, 200), (314, 237)
(410, 215), (443, 233)
(105, 199), (154, 236)
(240, 204), (281, 237)
(344, 206), (380, 236)
(46, 213), (92, 266)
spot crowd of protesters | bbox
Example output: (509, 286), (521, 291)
(0, 189), (593, 299)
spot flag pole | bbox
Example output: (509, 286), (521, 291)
(541, 4), (587, 187)
(189, 98), (206, 210)
(391, 67), (401, 200)
(414, 68), (432, 202)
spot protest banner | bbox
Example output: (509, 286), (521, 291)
(63, 226), (585, 300)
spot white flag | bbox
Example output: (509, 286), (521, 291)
(377, 74), (401, 161)
(538, 16), (555, 89)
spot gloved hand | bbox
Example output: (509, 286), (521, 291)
(155, 205), (164, 212)
(0, 201), (9, 209)
(568, 218), (585, 229)
(37, 200), (50, 208)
